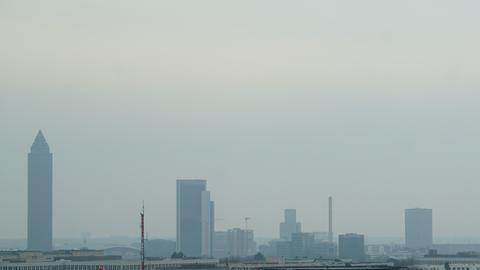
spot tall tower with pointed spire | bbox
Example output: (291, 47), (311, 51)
(28, 130), (53, 251)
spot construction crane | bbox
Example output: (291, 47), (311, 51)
(81, 232), (90, 250)
(244, 217), (251, 230)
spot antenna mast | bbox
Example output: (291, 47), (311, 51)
(141, 201), (145, 270)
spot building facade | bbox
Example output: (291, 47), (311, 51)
(27, 130), (53, 251)
(290, 232), (314, 258)
(226, 228), (256, 258)
(279, 209), (301, 240)
(338, 233), (365, 262)
(0, 259), (219, 270)
(213, 231), (228, 258)
(214, 229), (256, 258)
(263, 233), (336, 259)
(405, 208), (433, 249)
(176, 179), (214, 257)
(311, 241), (337, 258)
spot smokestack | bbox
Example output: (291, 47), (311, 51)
(140, 202), (145, 270)
(328, 196), (333, 243)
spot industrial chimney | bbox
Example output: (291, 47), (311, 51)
(328, 196), (333, 243)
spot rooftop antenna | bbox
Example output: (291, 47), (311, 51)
(140, 201), (145, 270)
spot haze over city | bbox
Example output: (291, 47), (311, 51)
(2, 0), (480, 246)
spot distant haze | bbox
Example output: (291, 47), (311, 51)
(1, 1), (480, 241)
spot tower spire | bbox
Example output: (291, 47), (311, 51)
(31, 130), (50, 153)
(28, 130), (53, 251)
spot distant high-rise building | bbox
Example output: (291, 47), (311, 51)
(405, 208), (433, 249)
(213, 231), (228, 258)
(274, 240), (291, 257)
(213, 229), (256, 258)
(269, 232), (336, 259)
(280, 209), (301, 240)
(338, 233), (365, 262)
(311, 241), (337, 258)
(176, 179), (214, 257)
(228, 228), (256, 258)
(291, 232), (314, 258)
(28, 130), (53, 251)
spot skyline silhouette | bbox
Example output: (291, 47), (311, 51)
(2, 1), (480, 241)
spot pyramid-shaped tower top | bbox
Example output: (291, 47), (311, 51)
(30, 130), (50, 153)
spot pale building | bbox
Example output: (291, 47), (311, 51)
(279, 209), (301, 240)
(226, 228), (256, 258)
(214, 229), (256, 258)
(213, 231), (228, 258)
(338, 233), (365, 262)
(405, 208), (433, 249)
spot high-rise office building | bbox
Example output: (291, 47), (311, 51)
(338, 233), (365, 262)
(27, 130), (53, 251)
(405, 208), (433, 249)
(176, 179), (214, 257)
(280, 209), (301, 240)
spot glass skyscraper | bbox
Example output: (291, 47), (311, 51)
(176, 179), (214, 257)
(405, 208), (433, 249)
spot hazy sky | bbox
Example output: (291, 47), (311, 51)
(1, 1), (480, 241)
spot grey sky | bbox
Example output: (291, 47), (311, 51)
(1, 1), (480, 240)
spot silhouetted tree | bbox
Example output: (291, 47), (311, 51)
(171, 251), (184, 259)
(253, 252), (266, 261)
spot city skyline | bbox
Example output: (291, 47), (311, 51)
(0, 130), (476, 242)
(0, 132), (477, 260)
(3, 1), (480, 241)
(6, 130), (454, 249)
